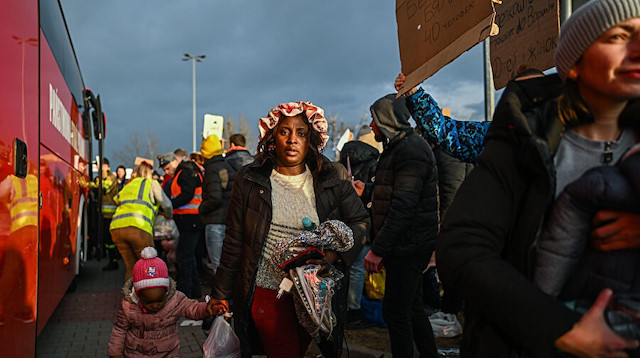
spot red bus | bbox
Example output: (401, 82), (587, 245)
(0, 1), (104, 355)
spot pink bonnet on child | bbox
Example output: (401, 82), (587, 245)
(132, 247), (170, 294)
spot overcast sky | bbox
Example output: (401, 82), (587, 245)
(60, 0), (486, 164)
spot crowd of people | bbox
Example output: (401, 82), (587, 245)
(102, 0), (640, 356)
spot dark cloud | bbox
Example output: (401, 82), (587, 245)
(61, 0), (485, 159)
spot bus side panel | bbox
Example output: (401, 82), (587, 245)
(37, 147), (77, 334)
(0, 0), (40, 356)
(37, 30), (80, 335)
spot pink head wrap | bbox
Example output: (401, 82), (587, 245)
(258, 101), (329, 151)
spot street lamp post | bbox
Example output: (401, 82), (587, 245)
(182, 53), (205, 153)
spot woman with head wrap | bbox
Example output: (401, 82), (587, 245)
(206, 102), (369, 358)
(436, 1), (640, 357)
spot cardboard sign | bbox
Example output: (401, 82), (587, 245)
(396, 0), (498, 96)
(203, 114), (224, 140)
(134, 157), (154, 167)
(490, 0), (559, 89)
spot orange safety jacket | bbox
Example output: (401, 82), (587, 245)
(170, 169), (203, 215)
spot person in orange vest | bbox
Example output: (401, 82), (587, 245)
(158, 151), (204, 299)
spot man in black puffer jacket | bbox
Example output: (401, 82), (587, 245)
(362, 94), (439, 358)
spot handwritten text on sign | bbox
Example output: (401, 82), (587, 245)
(490, 0), (559, 89)
(396, 0), (495, 95)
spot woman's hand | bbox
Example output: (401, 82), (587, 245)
(364, 250), (384, 273)
(395, 73), (419, 97)
(324, 250), (338, 264)
(591, 210), (640, 251)
(555, 289), (638, 358)
(206, 298), (229, 316)
(307, 250), (338, 277)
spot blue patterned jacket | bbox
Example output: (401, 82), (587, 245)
(406, 88), (491, 164)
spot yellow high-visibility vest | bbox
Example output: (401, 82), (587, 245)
(110, 178), (158, 235)
(91, 172), (118, 218)
(9, 174), (38, 233)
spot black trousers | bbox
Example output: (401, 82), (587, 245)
(176, 229), (201, 299)
(383, 256), (438, 358)
(102, 217), (118, 261)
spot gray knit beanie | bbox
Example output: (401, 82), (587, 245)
(555, 0), (640, 80)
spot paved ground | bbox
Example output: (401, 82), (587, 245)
(35, 258), (390, 357)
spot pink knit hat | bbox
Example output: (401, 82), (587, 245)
(133, 247), (170, 294)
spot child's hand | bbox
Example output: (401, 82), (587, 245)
(352, 180), (365, 197)
(591, 210), (640, 251)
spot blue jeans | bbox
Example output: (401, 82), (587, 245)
(205, 224), (225, 274)
(347, 245), (370, 310)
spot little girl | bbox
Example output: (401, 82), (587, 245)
(107, 247), (210, 357)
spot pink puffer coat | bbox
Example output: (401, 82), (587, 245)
(107, 278), (208, 357)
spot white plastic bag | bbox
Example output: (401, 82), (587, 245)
(203, 316), (241, 358)
(428, 312), (462, 338)
(153, 215), (180, 240)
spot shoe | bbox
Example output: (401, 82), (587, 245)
(291, 264), (337, 334)
(102, 260), (119, 271)
(345, 309), (373, 330)
(346, 318), (374, 330)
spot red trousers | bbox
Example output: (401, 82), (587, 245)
(251, 286), (312, 358)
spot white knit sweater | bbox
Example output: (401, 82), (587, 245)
(255, 168), (319, 290)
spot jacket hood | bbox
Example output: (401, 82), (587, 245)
(339, 141), (379, 165)
(370, 94), (412, 140)
(203, 155), (224, 167)
(123, 277), (177, 304)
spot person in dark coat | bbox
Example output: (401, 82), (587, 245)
(360, 93), (439, 358)
(198, 134), (236, 274)
(207, 101), (369, 358)
(338, 137), (379, 329)
(339, 140), (378, 208)
(437, 1), (640, 356)
(159, 151), (205, 299)
(225, 133), (254, 172)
